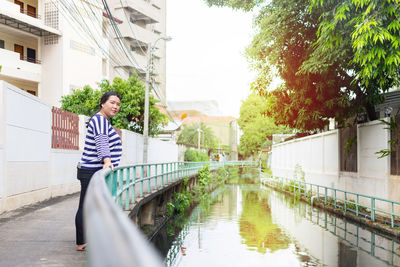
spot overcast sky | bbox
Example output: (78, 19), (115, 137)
(166, 0), (255, 118)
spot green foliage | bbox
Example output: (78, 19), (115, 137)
(166, 202), (175, 217)
(177, 123), (220, 149)
(184, 149), (209, 162)
(60, 85), (101, 116)
(310, 0), (400, 91)
(205, 0), (397, 131)
(174, 192), (191, 214)
(345, 136), (357, 154)
(198, 165), (212, 189)
(238, 93), (291, 157)
(227, 166), (240, 184)
(61, 76), (167, 136)
(375, 117), (397, 158)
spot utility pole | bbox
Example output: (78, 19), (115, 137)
(143, 42), (151, 164)
(143, 36), (171, 164)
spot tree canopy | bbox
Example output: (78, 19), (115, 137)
(238, 93), (291, 157)
(177, 123), (220, 149)
(310, 0), (400, 91)
(61, 76), (167, 136)
(205, 0), (400, 131)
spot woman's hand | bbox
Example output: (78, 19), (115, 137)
(103, 158), (114, 170)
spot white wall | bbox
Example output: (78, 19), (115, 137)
(0, 149), (3, 199)
(148, 138), (178, 164)
(271, 130), (339, 187)
(120, 130), (144, 165)
(271, 121), (394, 210)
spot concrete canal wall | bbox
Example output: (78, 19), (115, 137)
(271, 120), (399, 211)
(0, 81), (179, 213)
(268, 190), (399, 266)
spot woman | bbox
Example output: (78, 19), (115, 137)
(75, 91), (122, 251)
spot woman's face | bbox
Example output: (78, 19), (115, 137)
(101, 95), (121, 119)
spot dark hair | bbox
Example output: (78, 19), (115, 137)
(99, 91), (121, 108)
(86, 91), (121, 127)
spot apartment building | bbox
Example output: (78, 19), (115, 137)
(107, 0), (167, 107)
(0, 0), (167, 107)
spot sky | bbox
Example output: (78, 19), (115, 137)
(166, 0), (256, 118)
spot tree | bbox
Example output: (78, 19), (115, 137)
(177, 123), (220, 149)
(205, 0), (399, 130)
(61, 75), (167, 136)
(206, 0), (352, 130)
(238, 93), (291, 157)
(309, 0), (400, 92)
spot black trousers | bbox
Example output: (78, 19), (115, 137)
(75, 168), (97, 245)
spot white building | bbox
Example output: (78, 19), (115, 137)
(0, 0), (168, 107)
(107, 0), (167, 106)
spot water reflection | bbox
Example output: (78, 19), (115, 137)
(156, 184), (400, 267)
(239, 191), (290, 253)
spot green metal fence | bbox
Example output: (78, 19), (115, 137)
(105, 161), (257, 210)
(262, 174), (400, 228)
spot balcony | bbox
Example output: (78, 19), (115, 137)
(0, 0), (61, 36)
(0, 48), (42, 83)
(151, 0), (162, 9)
(119, 22), (158, 47)
(116, 0), (161, 24)
(0, 48), (41, 83)
(114, 52), (147, 74)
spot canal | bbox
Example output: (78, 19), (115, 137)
(153, 175), (400, 267)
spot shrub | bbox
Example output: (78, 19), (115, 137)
(184, 149), (209, 162)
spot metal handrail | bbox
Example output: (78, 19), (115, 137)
(311, 210), (400, 266)
(83, 168), (164, 267)
(19, 9), (41, 19)
(262, 174), (400, 227)
(106, 161), (257, 210)
(22, 56), (41, 64)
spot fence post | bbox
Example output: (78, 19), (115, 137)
(155, 164), (158, 190)
(140, 166), (144, 197)
(371, 198), (375, 221)
(147, 165), (151, 193)
(132, 166), (136, 203)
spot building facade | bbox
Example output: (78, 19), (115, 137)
(0, 0), (167, 107)
(107, 0), (167, 106)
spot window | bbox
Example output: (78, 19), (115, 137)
(0, 40), (4, 49)
(130, 16), (136, 24)
(14, 0), (24, 13)
(130, 45), (136, 52)
(27, 5), (36, 18)
(27, 90), (36, 96)
(27, 48), (36, 63)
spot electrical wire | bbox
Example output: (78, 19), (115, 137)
(49, 0), (126, 77)
(49, 0), (170, 107)
(102, 0), (145, 70)
(118, 0), (148, 56)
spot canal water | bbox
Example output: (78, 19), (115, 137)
(153, 180), (400, 267)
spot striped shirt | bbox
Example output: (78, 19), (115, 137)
(79, 114), (122, 170)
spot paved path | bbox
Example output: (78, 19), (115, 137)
(0, 194), (86, 267)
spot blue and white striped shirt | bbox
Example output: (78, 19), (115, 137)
(79, 114), (122, 170)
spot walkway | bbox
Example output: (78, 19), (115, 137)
(0, 193), (86, 267)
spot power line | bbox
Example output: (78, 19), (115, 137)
(50, 0), (126, 77)
(50, 0), (170, 107)
(117, 0), (148, 56)
(102, 0), (145, 70)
